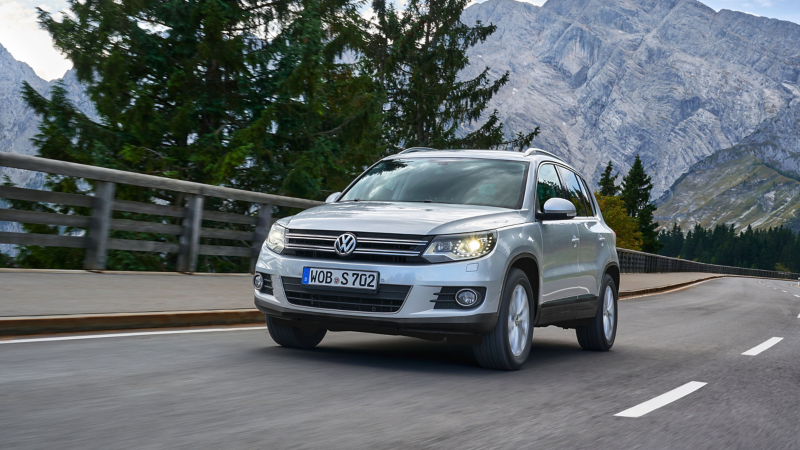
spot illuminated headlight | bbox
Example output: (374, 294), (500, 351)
(423, 231), (497, 263)
(265, 223), (286, 254)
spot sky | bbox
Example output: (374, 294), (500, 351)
(0, 0), (798, 81)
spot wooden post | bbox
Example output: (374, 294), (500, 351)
(177, 194), (204, 273)
(84, 181), (116, 271)
(250, 203), (272, 274)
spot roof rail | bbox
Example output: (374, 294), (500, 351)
(399, 147), (438, 154)
(524, 148), (564, 161)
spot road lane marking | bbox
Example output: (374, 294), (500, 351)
(782, 290), (787, 293)
(742, 337), (784, 356)
(0, 326), (267, 345)
(794, 295), (800, 298)
(615, 381), (707, 418)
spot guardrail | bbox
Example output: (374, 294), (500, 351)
(0, 153), (323, 273)
(617, 248), (800, 280)
(3, 153), (799, 280)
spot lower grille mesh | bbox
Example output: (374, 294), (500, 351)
(281, 277), (411, 313)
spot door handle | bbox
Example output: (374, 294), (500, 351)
(572, 236), (579, 247)
(599, 236), (606, 246)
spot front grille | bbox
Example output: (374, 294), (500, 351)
(284, 229), (432, 264)
(432, 286), (487, 309)
(256, 272), (274, 295)
(282, 277), (411, 313)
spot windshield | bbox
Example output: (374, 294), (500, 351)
(339, 158), (529, 209)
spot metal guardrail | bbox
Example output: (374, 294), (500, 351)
(0, 153), (323, 273)
(617, 248), (800, 280)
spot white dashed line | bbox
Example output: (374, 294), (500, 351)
(0, 326), (267, 345)
(615, 382), (707, 418)
(742, 337), (784, 356)
(782, 290), (787, 293)
(795, 295), (800, 298)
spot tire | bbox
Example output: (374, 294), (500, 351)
(266, 316), (327, 349)
(473, 268), (534, 371)
(576, 274), (617, 351)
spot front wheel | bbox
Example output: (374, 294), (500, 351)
(473, 269), (534, 371)
(576, 274), (617, 351)
(266, 316), (327, 349)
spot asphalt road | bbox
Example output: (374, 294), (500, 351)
(1, 277), (799, 449)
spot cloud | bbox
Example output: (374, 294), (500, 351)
(0, 0), (71, 80)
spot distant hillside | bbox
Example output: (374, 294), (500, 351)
(655, 100), (800, 232)
(0, 43), (96, 253)
(462, 0), (800, 195)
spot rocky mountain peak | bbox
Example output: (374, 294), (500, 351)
(462, 0), (800, 196)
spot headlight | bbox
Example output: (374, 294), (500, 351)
(265, 223), (286, 254)
(422, 231), (497, 263)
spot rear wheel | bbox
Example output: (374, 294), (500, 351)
(576, 274), (617, 351)
(266, 316), (327, 349)
(473, 269), (534, 370)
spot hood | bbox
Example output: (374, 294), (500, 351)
(283, 202), (525, 236)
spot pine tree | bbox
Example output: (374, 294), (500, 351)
(620, 154), (662, 253)
(597, 161), (620, 196)
(367, 0), (538, 151)
(19, 0), (383, 271)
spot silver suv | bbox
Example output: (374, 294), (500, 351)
(254, 148), (620, 370)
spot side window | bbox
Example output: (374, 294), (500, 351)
(577, 176), (596, 216)
(557, 167), (590, 217)
(536, 164), (566, 212)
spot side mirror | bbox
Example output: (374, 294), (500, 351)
(537, 198), (577, 221)
(325, 192), (341, 203)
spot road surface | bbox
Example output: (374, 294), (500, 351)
(1, 277), (799, 449)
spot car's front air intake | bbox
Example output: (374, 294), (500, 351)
(281, 277), (411, 313)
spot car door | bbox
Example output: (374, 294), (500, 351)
(558, 168), (603, 319)
(536, 163), (581, 324)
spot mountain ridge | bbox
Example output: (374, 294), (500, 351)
(655, 99), (800, 232)
(461, 0), (800, 195)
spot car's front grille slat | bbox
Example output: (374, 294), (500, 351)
(284, 229), (432, 264)
(282, 277), (411, 313)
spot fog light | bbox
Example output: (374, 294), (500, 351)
(253, 273), (264, 290)
(456, 289), (478, 307)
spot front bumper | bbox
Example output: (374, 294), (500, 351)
(255, 297), (496, 340)
(254, 246), (509, 338)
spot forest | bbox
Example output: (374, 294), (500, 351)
(658, 223), (800, 273)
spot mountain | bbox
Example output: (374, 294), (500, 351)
(0, 43), (95, 253)
(655, 100), (800, 232)
(0, 43), (96, 190)
(461, 0), (800, 196)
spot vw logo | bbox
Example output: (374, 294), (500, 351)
(334, 233), (358, 257)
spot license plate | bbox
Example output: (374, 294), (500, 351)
(302, 267), (379, 291)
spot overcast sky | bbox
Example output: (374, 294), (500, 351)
(0, 0), (798, 81)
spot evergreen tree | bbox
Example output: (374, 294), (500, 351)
(598, 161), (620, 196)
(17, 0), (383, 271)
(367, 0), (538, 151)
(620, 155), (662, 253)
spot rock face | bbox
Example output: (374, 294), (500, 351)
(461, 0), (800, 195)
(0, 43), (96, 190)
(655, 100), (800, 232)
(0, 43), (95, 252)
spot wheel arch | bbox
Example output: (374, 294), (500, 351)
(504, 253), (540, 318)
(604, 262), (620, 293)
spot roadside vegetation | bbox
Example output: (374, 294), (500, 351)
(2, 0), (537, 271)
(658, 223), (800, 273)
(593, 157), (661, 253)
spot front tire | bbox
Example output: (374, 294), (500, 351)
(576, 274), (617, 351)
(473, 269), (534, 371)
(266, 316), (327, 349)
